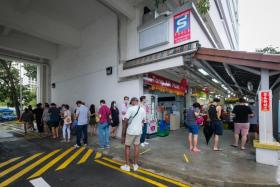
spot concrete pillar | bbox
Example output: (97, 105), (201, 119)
(36, 64), (49, 104)
(255, 68), (278, 166)
(185, 91), (192, 109)
(36, 64), (42, 104)
(259, 69), (273, 143)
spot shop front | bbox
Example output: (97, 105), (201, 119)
(143, 73), (187, 138)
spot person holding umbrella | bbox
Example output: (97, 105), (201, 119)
(185, 102), (202, 152)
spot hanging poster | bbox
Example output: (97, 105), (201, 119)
(174, 9), (191, 44)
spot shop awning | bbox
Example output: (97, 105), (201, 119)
(194, 47), (280, 96)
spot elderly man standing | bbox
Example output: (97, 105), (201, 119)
(121, 97), (146, 172)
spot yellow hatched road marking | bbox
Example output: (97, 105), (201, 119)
(95, 160), (167, 187)
(102, 157), (190, 187)
(94, 152), (102, 159)
(0, 157), (22, 169)
(0, 153), (42, 178)
(77, 149), (93, 165)
(28, 147), (75, 179)
(0, 149), (60, 187)
(56, 147), (85, 171)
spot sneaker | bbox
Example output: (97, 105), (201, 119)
(140, 143), (145, 147)
(133, 164), (139, 171)
(106, 145), (111, 149)
(99, 146), (105, 150)
(74, 144), (80, 148)
(84, 144), (88, 147)
(61, 139), (66, 143)
(144, 141), (149, 145)
(120, 165), (130, 172)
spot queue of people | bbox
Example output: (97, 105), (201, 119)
(185, 97), (258, 153)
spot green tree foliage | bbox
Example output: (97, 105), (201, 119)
(0, 59), (21, 117)
(0, 59), (37, 118)
(179, 0), (210, 15)
(256, 46), (280, 54)
(23, 64), (37, 80)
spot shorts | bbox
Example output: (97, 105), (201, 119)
(249, 124), (259, 133)
(48, 121), (59, 128)
(125, 134), (141, 146)
(211, 120), (223, 136)
(111, 122), (119, 127)
(188, 124), (199, 135)
(234, 123), (250, 136)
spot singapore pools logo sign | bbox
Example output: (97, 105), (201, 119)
(174, 9), (191, 44)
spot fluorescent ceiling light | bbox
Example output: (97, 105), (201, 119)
(198, 68), (209, 76)
(212, 78), (219, 83)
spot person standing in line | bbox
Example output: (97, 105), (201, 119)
(231, 98), (253, 150)
(140, 96), (149, 147)
(208, 98), (223, 151)
(186, 102), (201, 152)
(42, 103), (51, 137)
(28, 105), (35, 131)
(110, 101), (120, 138)
(98, 100), (111, 149)
(74, 101), (89, 148)
(48, 103), (60, 139)
(33, 103), (44, 133)
(121, 97), (146, 172)
(248, 100), (259, 140)
(62, 104), (72, 142)
(89, 104), (97, 136)
(121, 96), (130, 133)
(20, 108), (33, 134)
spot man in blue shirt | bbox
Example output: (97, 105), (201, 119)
(74, 100), (89, 148)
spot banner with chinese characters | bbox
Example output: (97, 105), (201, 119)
(174, 9), (191, 44)
(144, 73), (186, 96)
(260, 91), (271, 112)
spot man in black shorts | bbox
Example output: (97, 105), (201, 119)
(48, 103), (60, 139)
(208, 98), (223, 151)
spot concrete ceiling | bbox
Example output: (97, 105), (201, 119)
(8, 0), (106, 30)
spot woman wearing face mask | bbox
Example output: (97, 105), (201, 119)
(110, 101), (120, 138)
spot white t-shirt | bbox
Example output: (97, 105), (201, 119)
(76, 105), (89, 125)
(125, 105), (146, 135)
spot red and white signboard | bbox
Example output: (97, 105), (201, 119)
(174, 9), (191, 44)
(260, 91), (271, 112)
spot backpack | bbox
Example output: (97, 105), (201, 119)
(208, 105), (218, 121)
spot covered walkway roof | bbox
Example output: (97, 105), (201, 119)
(194, 47), (280, 96)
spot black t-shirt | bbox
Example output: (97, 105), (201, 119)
(33, 108), (43, 120)
(232, 105), (252, 123)
(48, 107), (60, 122)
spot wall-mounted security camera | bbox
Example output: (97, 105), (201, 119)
(154, 10), (172, 19)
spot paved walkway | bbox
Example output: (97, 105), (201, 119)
(99, 129), (280, 187)
(1, 122), (279, 186)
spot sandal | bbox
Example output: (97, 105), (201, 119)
(231, 144), (238, 148)
(213, 148), (223, 151)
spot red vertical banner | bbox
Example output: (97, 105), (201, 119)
(260, 91), (270, 112)
(174, 9), (191, 44)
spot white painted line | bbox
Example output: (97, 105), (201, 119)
(30, 177), (51, 187)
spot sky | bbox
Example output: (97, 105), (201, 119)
(239, 0), (280, 52)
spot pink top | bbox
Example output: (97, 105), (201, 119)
(98, 105), (111, 123)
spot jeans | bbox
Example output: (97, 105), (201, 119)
(63, 124), (71, 140)
(76, 124), (88, 146)
(98, 122), (110, 147)
(140, 123), (147, 143)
